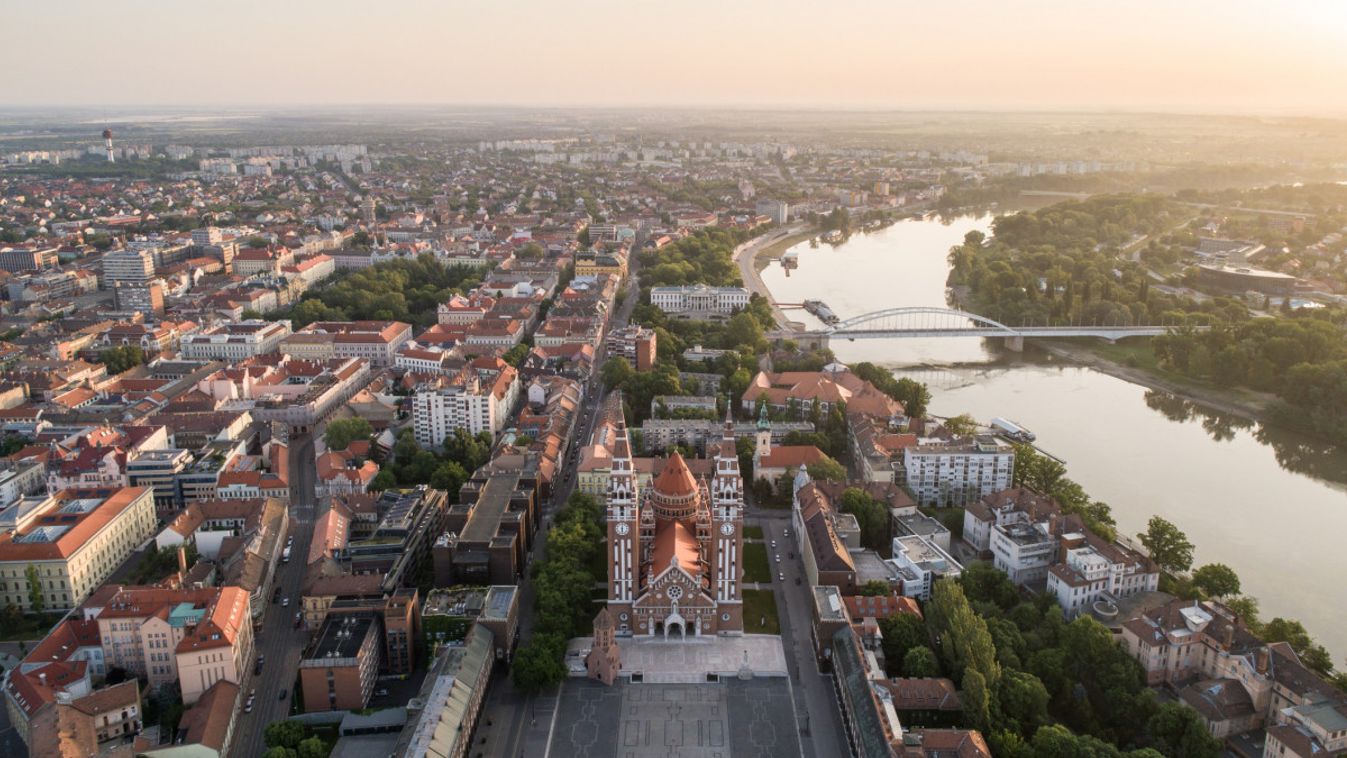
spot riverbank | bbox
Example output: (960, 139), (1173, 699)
(732, 223), (810, 330)
(1038, 338), (1279, 424)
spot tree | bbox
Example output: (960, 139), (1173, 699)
(601, 357), (635, 389)
(25, 564), (43, 613)
(927, 580), (1001, 688)
(894, 377), (931, 418)
(1190, 563), (1240, 599)
(960, 562), (1021, 611)
(502, 342), (530, 367)
(838, 488), (890, 552)
(297, 736), (326, 758)
(962, 668), (992, 733)
(512, 634), (568, 692)
(1138, 516), (1194, 574)
(97, 345), (145, 375)
(879, 613), (929, 676)
(806, 456), (846, 483)
(263, 749), (297, 758)
(902, 646), (941, 677)
(369, 470), (397, 492)
(264, 720), (305, 749)
(856, 580), (890, 597)
(1140, 701), (1221, 758)
(324, 418), (373, 451)
(1262, 618), (1335, 676)
(943, 413), (978, 438)
(997, 670), (1050, 737)
(516, 242), (545, 260)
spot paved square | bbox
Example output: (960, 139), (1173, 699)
(551, 677), (802, 758)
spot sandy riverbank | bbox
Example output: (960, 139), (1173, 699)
(1038, 340), (1278, 424)
(733, 224), (811, 330)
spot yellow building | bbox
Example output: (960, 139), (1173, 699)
(0, 487), (156, 611)
(574, 250), (627, 279)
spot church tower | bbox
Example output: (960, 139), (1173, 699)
(710, 409), (745, 632)
(754, 402), (772, 461)
(607, 421), (639, 622)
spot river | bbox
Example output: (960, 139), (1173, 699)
(760, 213), (1347, 661)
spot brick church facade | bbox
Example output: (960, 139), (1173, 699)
(605, 415), (744, 637)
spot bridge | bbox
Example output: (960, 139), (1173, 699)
(778, 306), (1195, 351)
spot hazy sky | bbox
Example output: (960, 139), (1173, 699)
(5, 0), (1347, 113)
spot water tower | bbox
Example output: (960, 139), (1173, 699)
(102, 128), (115, 163)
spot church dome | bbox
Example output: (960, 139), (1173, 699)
(649, 452), (701, 519)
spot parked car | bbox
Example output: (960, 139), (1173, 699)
(374, 688), (388, 697)
(281, 597), (289, 607)
(778, 572), (785, 582)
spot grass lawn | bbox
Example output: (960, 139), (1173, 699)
(743, 589), (780, 635)
(1079, 337), (1162, 372)
(743, 525), (765, 540)
(742, 543), (772, 583)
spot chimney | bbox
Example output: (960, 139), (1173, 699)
(38, 672), (46, 686)
(178, 545), (188, 575)
(1255, 647), (1270, 675)
(1222, 622), (1235, 650)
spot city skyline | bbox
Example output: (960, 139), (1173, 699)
(4, 0), (1347, 114)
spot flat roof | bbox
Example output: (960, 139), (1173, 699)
(459, 472), (516, 543)
(305, 614), (377, 663)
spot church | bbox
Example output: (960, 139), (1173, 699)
(605, 414), (745, 638)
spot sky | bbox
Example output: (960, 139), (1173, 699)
(5, 0), (1347, 114)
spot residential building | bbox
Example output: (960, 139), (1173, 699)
(140, 679), (238, 758)
(299, 614), (382, 712)
(94, 585), (253, 704)
(1046, 532), (1158, 618)
(607, 325), (657, 371)
(742, 369), (903, 420)
(900, 436), (1013, 508)
(888, 535), (964, 600)
(0, 487), (157, 611)
(1121, 599), (1347, 749)
(755, 199), (790, 225)
(436, 463), (539, 586)
(101, 249), (156, 287)
(411, 365), (519, 445)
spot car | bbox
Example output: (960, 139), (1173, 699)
(374, 688), (388, 697)
(279, 689), (288, 700)
(244, 701), (253, 713)
(294, 612), (303, 629)
(254, 663), (262, 675)
(281, 597), (289, 607)
(778, 573), (785, 582)
(782, 529), (790, 538)
(774, 553), (780, 563)
(770, 540), (777, 548)
(250, 689), (256, 698)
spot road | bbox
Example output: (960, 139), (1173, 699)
(732, 224), (809, 330)
(475, 270), (641, 758)
(747, 511), (850, 758)
(232, 432), (323, 758)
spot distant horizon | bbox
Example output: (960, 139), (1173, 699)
(4, 0), (1346, 115)
(5, 103), (1347, 120)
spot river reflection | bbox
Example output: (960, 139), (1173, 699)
(762, 212), (1347, 659)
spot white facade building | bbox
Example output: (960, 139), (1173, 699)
(650, 285), (750, 315)
(1047, 539), (1160, 618)
(901, 435), (1013, 507)
(101, 249), (156, 287)
(181, 320), (292, 361)
(887, 535), (963, 601)
(411, 378), (507, 447)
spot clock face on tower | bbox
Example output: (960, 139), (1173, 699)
(615, 523), (630, 536)
(720, 523), (735, 536)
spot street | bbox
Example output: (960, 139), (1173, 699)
(232, 432), (324, 758)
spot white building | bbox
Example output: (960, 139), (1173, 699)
(754, 199), (790, 225)
(886, 535), (963, 601)
(101, 248), (155, 287)
(990, 519), (1057, 586)
(1046, 536), (1159, 618)
(901, 435), (1013, 508)
(650, 284), (750, 315)
(181, 320), (292, 361)
(411, 370), (518, 446)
